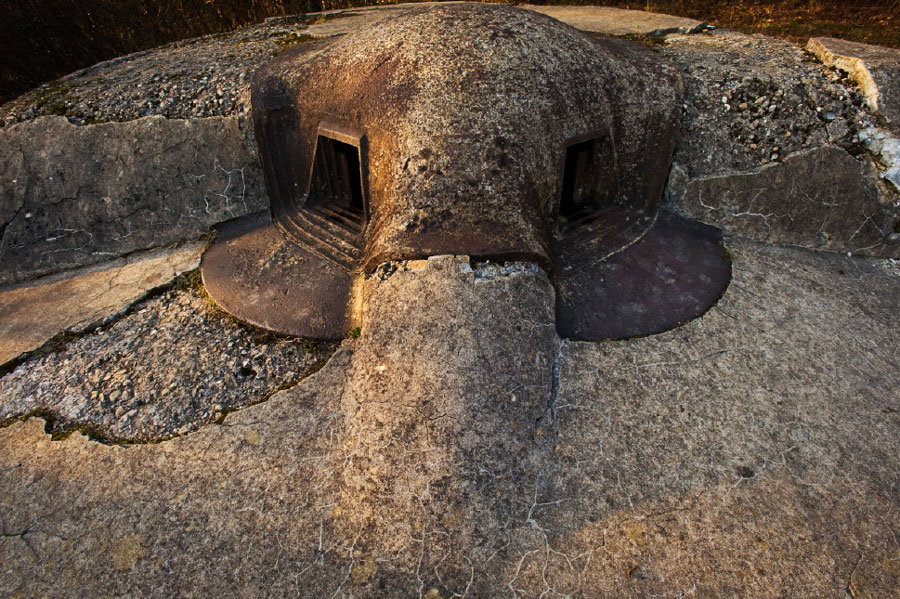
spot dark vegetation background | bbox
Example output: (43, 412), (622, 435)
(1, 0), (899, 105)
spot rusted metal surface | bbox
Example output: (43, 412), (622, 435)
(201, 211), (352, 339)
(554, 211), (731, 340)
(201, 4), (728, 341)
(251, 3), (683, 273)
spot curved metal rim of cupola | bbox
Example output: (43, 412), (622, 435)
(199, 196), (732, 342)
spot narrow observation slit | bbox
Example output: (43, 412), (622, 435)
(558, 136), (619, 229)
(309, 135), (366, 231)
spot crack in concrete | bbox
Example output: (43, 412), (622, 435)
(846, 551), (864, 598)
(547, 338), (566, 424)
(0, 205), (24, 251)
(0, 515), (39, 561)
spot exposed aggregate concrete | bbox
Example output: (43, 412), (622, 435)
(0, 277), (336, 442)
(660, 30), (899, 255)
(0, 15), (312, 128)
(663, 30), (875, 176)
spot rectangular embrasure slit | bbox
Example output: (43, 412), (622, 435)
(558, 136), (619, 229)
(309, 135), (366, 231)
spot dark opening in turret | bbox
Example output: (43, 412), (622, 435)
(558, 136), (618, 228)
(308, 135), (366, 231)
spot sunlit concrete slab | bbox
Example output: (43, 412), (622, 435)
(523, 4), (705, 36)
(1, 242), (898, 596)
(0, 242), (204, 365)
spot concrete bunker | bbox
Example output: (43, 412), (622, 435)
(201, 3), (731, 341)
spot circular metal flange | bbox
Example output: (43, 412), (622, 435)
(554, 210), (732, 340)
(200, 211), (353, 340)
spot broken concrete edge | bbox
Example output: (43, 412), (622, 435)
(0, 360), (328, 447)
(0, 258), (338, 382)
(0, 240), (213, 377)
(807, 38), (882, 115)
(803, 38), (900, 195)
(858, 125), (900, 193)
(646, 22), (714, 39)
(0, 296), (339, 447)
(0, 235), (211, 296)
(806, 36), (900, 131)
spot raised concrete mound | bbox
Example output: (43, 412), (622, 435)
(225, 3), (731, 343)
(252, 3), (682, 269)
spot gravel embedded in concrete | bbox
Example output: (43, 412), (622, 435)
(0, 15), (314, 127)
(0, 276), (337, 442)
(663, 30), (877, 175)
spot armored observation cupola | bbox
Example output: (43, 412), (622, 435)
(201, 4), (730, 340)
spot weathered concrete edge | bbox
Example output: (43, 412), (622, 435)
(807, 37), (883, 118)
(0, 115), (266, 285)
(0, 241), (206, 371)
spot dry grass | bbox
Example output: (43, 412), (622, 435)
(547, 1), (900, 47)
(1, 1), (898, 105)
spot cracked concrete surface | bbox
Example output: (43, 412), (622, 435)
(0, 270), (336, 442)
(0, 115), (265, 285)
(0, 241), (205, 365)
(1, 5), (900, 597)
(682, 145), (890, 252)
(661, 30), (900, 257)
(1, 245), (898, 597)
